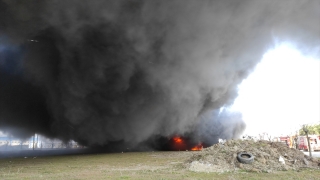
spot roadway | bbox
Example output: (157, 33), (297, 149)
(303, 151), (320, 158)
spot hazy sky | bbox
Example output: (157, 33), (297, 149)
(231, 43), (320, 137)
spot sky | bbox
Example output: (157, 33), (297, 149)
(230, 43), (320, 137)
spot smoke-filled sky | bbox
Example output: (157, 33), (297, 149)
(0, 0), (319, 147)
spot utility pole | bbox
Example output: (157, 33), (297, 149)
(303, 125), (312, 157)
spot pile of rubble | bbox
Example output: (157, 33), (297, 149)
(186, 139), (320, 173)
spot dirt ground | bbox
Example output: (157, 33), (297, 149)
(186, 139), (320, 173)
(0, 140), (320, 179)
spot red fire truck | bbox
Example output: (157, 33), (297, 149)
(279, 136), (291, 147)
(297, 135), (320, 151)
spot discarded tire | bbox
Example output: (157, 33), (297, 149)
(237, 152), (254, 164)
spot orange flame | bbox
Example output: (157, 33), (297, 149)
(173, 137), (183, 143)
(191, 143), (203, 151)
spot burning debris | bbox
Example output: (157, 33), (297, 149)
(191, 144), (203, 151)
(186, 139), (320, 173)
(168, 136), (203, 151)
(173, 137), (183, 144)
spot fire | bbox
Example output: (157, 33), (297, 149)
(171, 136), (203, 151)
(173, 137), (183, 143)
(191, 143), (203, 151)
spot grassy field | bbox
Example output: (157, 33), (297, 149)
(0, 151), (319, 180)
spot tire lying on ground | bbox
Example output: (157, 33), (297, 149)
(237, 152), (254, 164)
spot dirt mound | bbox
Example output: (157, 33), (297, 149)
(186, 139), (320, 173)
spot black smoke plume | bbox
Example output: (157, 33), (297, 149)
(0, 0), (319, 149)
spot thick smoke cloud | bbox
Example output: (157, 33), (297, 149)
(195, 109), (245, 145)
(0, 0), (319, 147)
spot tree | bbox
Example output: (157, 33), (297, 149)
(302, 125), (312, 157)
(299, 124), (320, 135)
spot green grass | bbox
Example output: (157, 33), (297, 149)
(0, 151), (319, 180)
